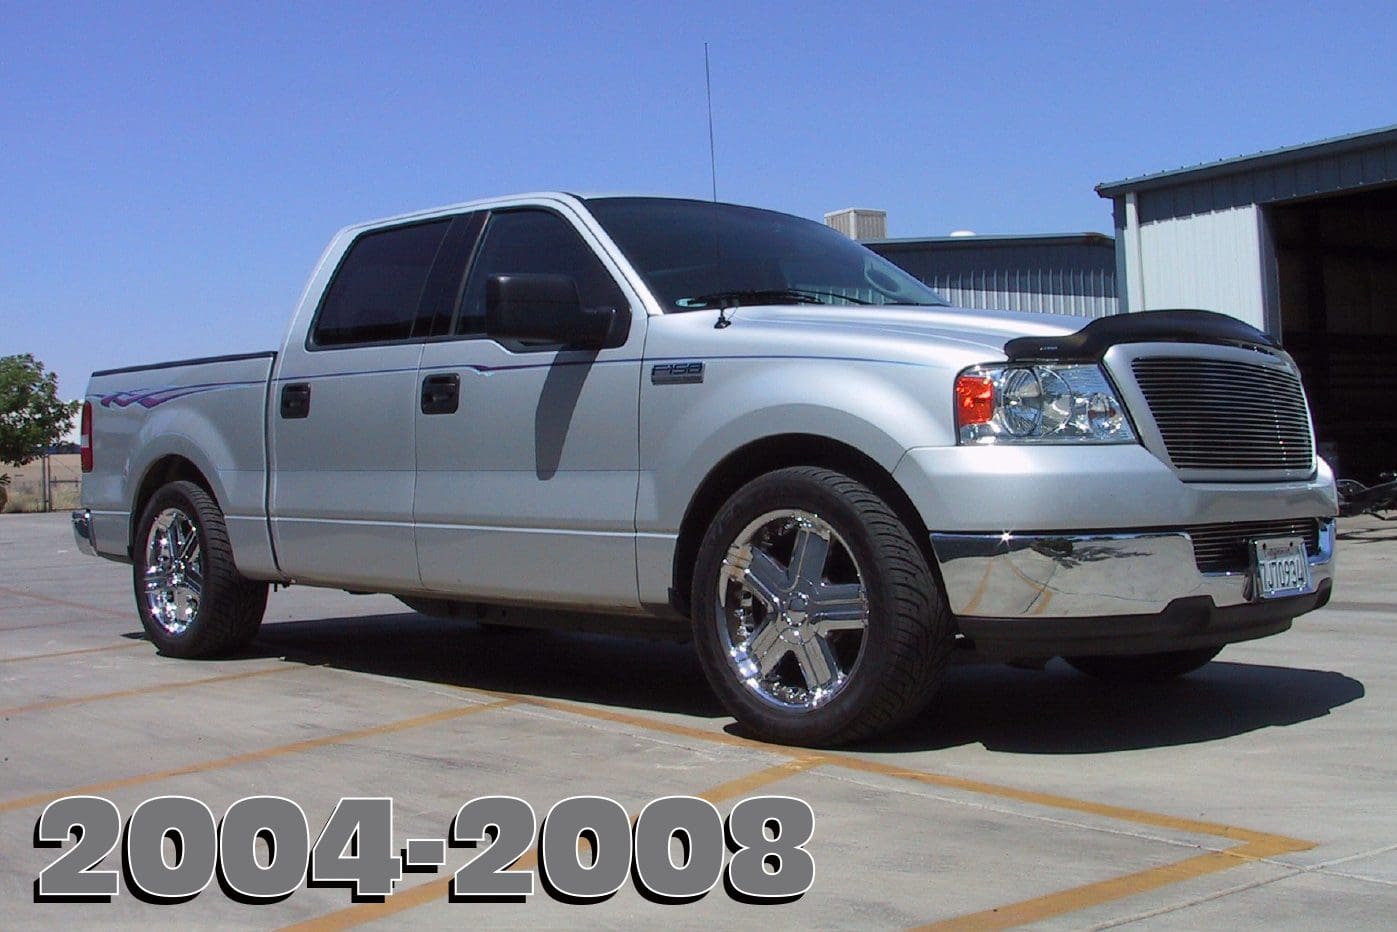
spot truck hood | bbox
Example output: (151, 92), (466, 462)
(727, 304), (1084, 360)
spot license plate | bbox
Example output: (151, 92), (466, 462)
(1251, 536), (1312, 599)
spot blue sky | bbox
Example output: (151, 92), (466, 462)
(4, 0), (1394, 402)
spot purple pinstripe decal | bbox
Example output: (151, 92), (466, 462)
(99, 380), (263, 409)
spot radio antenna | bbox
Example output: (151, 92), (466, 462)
(704, 42), (730, 330)
(705, 42), (718, 202)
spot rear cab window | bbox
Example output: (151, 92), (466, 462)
(311, 219), (453, 347)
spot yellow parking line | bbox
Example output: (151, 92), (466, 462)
(478, 689), (793, 753)
(279, 756), (822, 932)
(915, 836), (1313, 930)
(2, 629), (1311, 926)
(0, 663), (298, 717)
(0, 699), (516, 815)
(829, 755), (1300, 845)
(0, 640), (147, 664)
(471, 689), (1308, 843)
(695, 754), (824, 802)
(280, 683), (1316, 928)
(960, 563), (995, 615)
(446, 687), (1318, 925)
(0, 584), (132, 621)
(468, 692), (1299, 840)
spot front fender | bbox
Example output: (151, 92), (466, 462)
(638, 356), (954, 534)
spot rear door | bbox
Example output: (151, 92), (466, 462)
(414, 204), (645, 608)
(269, 216), (463, 590)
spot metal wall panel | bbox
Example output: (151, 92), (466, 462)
(867, 238), (1118, 318)
(1130, 205), (1266, 329)
(1098, 126), (1397, 354)
(1099, 125), (1397, 221)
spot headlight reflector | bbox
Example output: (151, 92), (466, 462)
(955, 364), (1136, 444)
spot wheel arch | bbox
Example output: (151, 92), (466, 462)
(129, 455), (216, 557)
(670, 433), (936, 616)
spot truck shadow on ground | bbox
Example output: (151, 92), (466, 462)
(866, 659), (1365, 755)
(247, 611), (720, 719)
(240, 612), (1365, 755)
(1337, 523), (1397, 544)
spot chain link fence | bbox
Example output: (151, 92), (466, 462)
(1, 453), (81, 513)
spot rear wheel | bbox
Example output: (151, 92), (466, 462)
(133, 481), (267, 658)
(691, 467), (953, 746)
(1064, 646), (1224, 682)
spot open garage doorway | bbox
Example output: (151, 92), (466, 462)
(1268, 185), (1397, 484)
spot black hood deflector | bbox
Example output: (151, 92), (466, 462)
(1003, 309), (1279, 362)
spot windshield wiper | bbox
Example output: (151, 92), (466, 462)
(679, 288), (875, 308)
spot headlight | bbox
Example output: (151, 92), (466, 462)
(955, 363), (1136, 444)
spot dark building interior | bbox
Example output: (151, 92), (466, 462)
(1269, 185), (1397, 483)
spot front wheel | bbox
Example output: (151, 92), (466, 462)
(1064, 646), (1224, 682)
(691, 467), (953, 746)
(133, 481), (268, 658)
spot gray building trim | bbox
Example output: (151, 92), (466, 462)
(1096, 125), (1397, 222)
(1111, 200), (1130, 313)
(864, 232), (1114, 249)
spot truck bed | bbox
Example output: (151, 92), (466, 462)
(83, 351), (279, 577)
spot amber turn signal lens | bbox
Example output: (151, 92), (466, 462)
(954, 373), (995, 427)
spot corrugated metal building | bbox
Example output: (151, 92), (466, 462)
(863, 233), (1118, 318)
(1097, 124), (1397, 481)
(825, 207), (888, 240)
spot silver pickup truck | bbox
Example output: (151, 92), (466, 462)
(73, 193), (1337, 746)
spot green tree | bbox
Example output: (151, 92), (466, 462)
(0, 354), (81, 489)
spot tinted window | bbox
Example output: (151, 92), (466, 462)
(456, 210), (626, 335)
(313, 219), (452, 347)
(585, 197), (948, 309)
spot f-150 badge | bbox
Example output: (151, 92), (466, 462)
(651, 361), (705, 385)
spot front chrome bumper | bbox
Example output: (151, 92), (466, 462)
(71, 509), (97, 556)
(932, 518), (1335, 620)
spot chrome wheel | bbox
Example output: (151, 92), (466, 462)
(142, 507), (203, 636)
(716, 509), (869, 711)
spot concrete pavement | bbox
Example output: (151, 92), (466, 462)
(1, 511), (1392, 928)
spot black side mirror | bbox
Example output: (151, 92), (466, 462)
(485, 273), (619, 348)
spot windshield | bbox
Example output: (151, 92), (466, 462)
(584, 197), (949, 311)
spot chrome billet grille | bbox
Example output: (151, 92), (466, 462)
(1187, 518), (1321, 574)
(1131, 357), (1313, 471)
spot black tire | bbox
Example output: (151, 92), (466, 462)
(690, 467), (953, 746)
(1064, 646), (1224, 683)
(133, 480), (268, 658)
